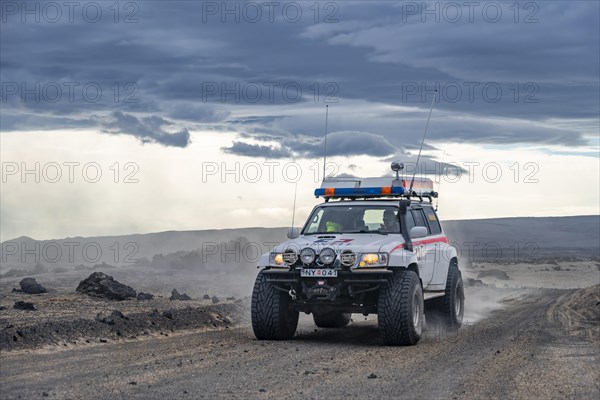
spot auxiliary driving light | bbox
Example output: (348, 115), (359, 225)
(318, 248), (336, 265)
(283, 249), (298, 265)
(300, 248), (316, 265)
(340, 250), (356, 267)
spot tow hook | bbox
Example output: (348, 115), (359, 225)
(288, 289), (297, 301)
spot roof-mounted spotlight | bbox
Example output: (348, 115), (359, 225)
(391, 161), (404, 180)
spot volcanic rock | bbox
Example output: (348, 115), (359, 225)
(212, 296), (220, 304)
(464, 278), (485, 287)
(19, 277), (47, 294)
(477, 269), (509, 280)
(203, 294), (210, 300)
(137, 292), (154, 301)
(96, 310), (126, 325)
(170, 289), (191, 301)
(14, 301), (36, 311)
(76, 272), (136, 300)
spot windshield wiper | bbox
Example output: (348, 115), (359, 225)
(363, 229), (388, 235)
(344, 230), (389, 235)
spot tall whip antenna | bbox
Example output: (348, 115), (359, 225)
(290, 181), (298, 228)
(409, 90), (437, 193)
(322, 104), (329, 181)
(435, 150), (446, 211)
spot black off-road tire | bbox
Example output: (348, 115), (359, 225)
(251, 271), (299, 340)
(313, 312), (351, 328)
(378, 270), (424, 346)
(439, 260), (464, 328)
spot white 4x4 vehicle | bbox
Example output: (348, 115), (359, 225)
(251, 165), (464, 346)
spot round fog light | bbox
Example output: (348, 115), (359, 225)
(300, 248), (316, 265)
(319, 248), (336, 265)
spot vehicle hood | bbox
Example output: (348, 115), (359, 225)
(273, 233), (405, 254)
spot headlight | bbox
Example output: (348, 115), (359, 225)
(318, 248), (336, 265)
(300, 248), (316, 265)
(358, 253), (389, 268)
(270, 253), (284, 266)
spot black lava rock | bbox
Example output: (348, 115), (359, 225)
(137, 292), (154, 301)
(226, 296), (235, 301)
(14, 301), (36, 311)
(464, 278), (485, 287)
(170, 289), (191, 301)
(203, 294), (210, 300)
(76, 272), (136, 300)
(95, 310), (126, 325)
(211, 296), (220, 304)
(19, 277), (47, 294)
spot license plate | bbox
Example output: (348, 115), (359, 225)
(301, 269), (338, 277)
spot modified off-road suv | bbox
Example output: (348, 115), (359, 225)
(251, 162), (464, 346)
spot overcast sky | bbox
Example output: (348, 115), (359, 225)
(1, 1), (599, 240)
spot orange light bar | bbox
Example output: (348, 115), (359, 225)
(324, 188), (335, 197)
(381, 186), (392, 195)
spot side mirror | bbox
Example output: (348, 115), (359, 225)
(287, 227), (300, 239)
(409, 226), (427, 239)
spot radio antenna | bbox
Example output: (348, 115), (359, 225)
(322, 104), (329, 181)
(290, 180), (298, 228)
(409, 90), (437, 193)
(435, 150), (445, 211)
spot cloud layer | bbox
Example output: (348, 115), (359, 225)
(1, 1), (598, 157)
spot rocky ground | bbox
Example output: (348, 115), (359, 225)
(0, 260), (598, 399)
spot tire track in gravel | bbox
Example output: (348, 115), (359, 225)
(1, 289), (598, 400)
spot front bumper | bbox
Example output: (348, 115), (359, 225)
(263, 268), (393, 312)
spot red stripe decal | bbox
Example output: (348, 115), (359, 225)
(412, 236), (448, 246)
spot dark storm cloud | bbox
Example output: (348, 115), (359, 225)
(101, 112), (190, 148)
(222, 130), (400, 159)
(222, 142), (291, 159)
(1, 1), (598, 153)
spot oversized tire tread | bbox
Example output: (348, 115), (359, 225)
(313, 312), (351, 328)
(251, 272), (299, 340)
(440, 260), (464, 328)
(378, 270), (424, 346)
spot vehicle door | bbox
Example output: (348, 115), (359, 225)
(422, 206), (449, 286)
(409, 207), (435, 285)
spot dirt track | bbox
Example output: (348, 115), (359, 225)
(1, 288), (598, 400)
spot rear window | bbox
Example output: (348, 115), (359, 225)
(423, 207), (442, 235)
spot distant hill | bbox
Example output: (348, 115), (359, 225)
(1, 216), (598, 269)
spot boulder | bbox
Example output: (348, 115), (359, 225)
(76, 272), (136, 300)
(19, 277), (47, 294)
(170, 289), (191, 301)
(212, 296), (220, 304)
(477, 270), (509, 280)
(137, 292), (154, 301)
(96, 310), (126, 325)
(203, 294), (211, 300)
(464, 278), (485, 287)
(14, 301), (36, 311)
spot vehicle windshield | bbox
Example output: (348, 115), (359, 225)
(302, 205), (401, 235)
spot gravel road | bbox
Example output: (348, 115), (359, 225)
(1, 288), (598, 400)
